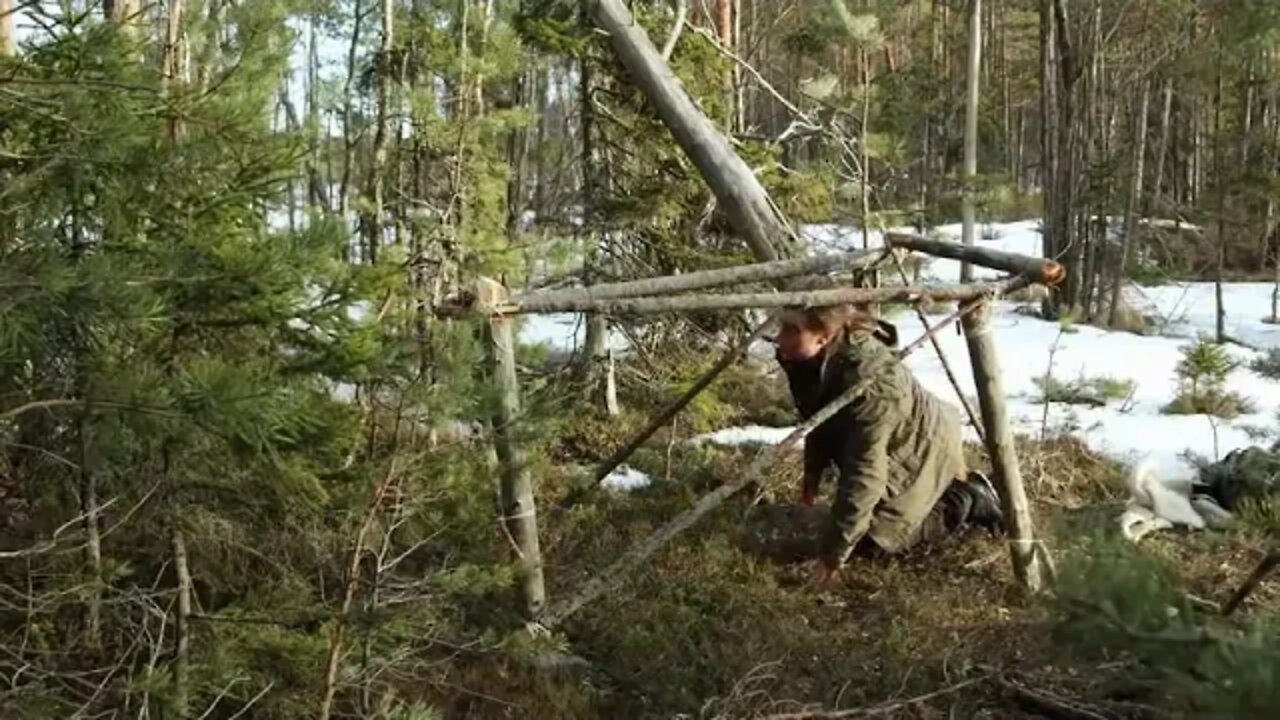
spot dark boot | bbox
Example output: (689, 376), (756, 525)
(961, 471), (1005, 532)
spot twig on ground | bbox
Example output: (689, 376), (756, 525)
(1221, 548), (1280, 617)
(994, 673), (1134, 720)
(754, 673), (992, 719)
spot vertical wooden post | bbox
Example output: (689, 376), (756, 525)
(480, 279), (547, 619)
(961, 299), (1047, 592)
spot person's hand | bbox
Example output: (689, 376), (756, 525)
(810, 557), (840, 586)
(801, 471), (820, 506)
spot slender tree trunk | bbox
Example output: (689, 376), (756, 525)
(365, 0), (395, 266)
(338, 0), (365, 222)
(104, 0), (137, 25)
(1038, 0), (1058, 312)
(715, 0), (735, 129)
(1110, 80), (1150, 327)
(171, 525), (192, 719)
(307, 14), (328, 209)
(961, 0), (982, 282)
(78, 408), (102, 648)
(576, 24), (608, 389)
(860, 44), (872, 251)
(1148, 76), (1174, 216)
(1052, 0), (1081, 313)
(1214, 60), (1226, 343)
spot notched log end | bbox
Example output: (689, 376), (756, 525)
(435, 277), (512, 318)
(1039, 261), (1066, 287)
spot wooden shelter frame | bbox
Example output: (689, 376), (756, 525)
(443, 235), (1064, 627)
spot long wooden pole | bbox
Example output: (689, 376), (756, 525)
(590, 0), (796, 262)
(885, 232), (1065, 285)
(520, 248), (884, 306)
(484, 282), (547, 619)
(474, 280), (1016, 316)
(961, 299), (1048, 592)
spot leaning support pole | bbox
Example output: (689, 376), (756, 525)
(541, 371), (878, 629)
(577, 314), (778, 499)
(481, 280), (547, 619)
(961, 299), (1048, 592)
(889, 250), (985, 443)
(520, 248), (883, 306)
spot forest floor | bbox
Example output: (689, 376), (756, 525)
(434, 372), (1279, 719)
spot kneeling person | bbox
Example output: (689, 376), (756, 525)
(774, 305), (1003, 580)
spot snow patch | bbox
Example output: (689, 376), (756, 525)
(693, 425), (795, 447)
(600, 465), (652, 491)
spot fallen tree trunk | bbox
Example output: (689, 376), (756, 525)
(590, 0), (796, 262)
(519, 248), (883, 306)
(886, 232), (1065, 286)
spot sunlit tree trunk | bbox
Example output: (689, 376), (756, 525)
(1110, 80), (1150, 327)
(960, 0), (982, 282)
(1, 0), (14, 56)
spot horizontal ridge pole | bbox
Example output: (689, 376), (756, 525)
(490, 281), (1010, 316)
(515, 248), (884, 306)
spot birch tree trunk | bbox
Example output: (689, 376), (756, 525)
(590, 0), (795, 262)
(1148, 76), (1174, 216)
(171, 525), (192, 719)
(1213, 60), (1226, 343)
(1109, 80), (1150, 327)
(961, 0), (982, 283)
(0, 0), (13, 56)
(77, 407), (102, 648)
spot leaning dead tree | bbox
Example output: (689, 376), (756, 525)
(589, 0), (797, 263)
(445, 242), (1063, 624)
